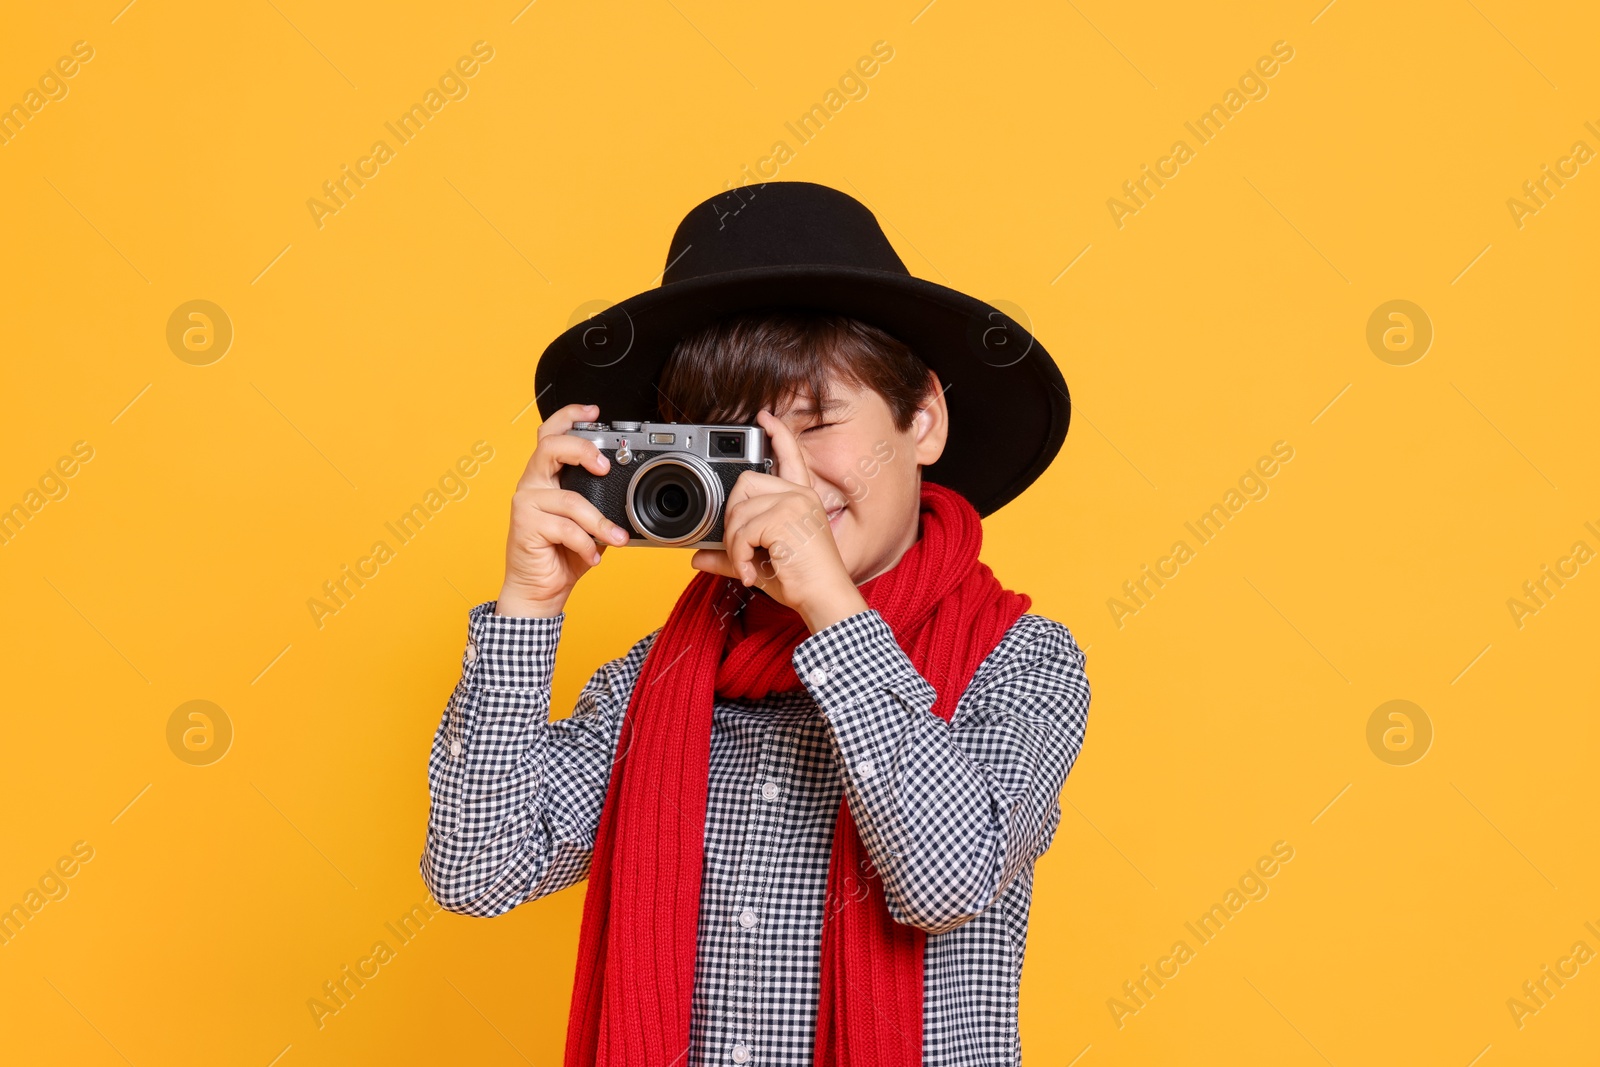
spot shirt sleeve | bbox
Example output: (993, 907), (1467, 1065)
(791, 608), (1090, 934)
(420, 600), (658, 916)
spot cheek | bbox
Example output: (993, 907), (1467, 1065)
(805, 443), (858, 492)
(820, 433), (885, 476)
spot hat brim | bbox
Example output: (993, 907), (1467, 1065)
(534, 265), (1070, 518)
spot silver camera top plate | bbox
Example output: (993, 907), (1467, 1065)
(566, 421), (773, 465)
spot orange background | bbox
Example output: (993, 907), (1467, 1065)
(1, 0), (1596, 1063)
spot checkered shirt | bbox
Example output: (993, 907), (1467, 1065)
(421, 600), (1090, 1066)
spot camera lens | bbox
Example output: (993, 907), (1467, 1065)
(627, 456), (721, 546)
(655, 482), (689, 518)
(712, 432), (745, 457)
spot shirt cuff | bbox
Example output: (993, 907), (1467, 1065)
(462, 600), (565, 690)
(791, 608), (937, 767)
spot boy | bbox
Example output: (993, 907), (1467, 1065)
(421, 183), (1090, 1066)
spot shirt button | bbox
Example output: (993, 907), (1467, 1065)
(806, 667), (828, 686)
(450, 741), (463, 757)
(465, 642), (478, 664)
(760, 782), (780, 802)
(737, 908), (758, 929)
(731, 1043), (752, 1064)
(857, 758), (877, 780)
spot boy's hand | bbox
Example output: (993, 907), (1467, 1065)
(497, 403), (632, 617)
(691, 409), (869, 634)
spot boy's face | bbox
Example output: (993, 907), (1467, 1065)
(767, 369), (949, 585)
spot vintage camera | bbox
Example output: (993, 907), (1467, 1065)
(558, 420), (773, 548)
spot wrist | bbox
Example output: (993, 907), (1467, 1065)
(797, 582), (869, 634)
(496, 585), (568, 618)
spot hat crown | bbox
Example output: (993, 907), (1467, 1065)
(663, 182), (910, 285)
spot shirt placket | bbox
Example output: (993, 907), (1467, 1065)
(722, 718), (796, 1065)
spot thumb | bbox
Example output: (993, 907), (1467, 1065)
(690, 548), (738, 580)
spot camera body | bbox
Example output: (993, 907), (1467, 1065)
(558, 420), (773, 548)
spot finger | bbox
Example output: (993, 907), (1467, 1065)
(530, 512), (602, 567)
(721, 493), (788, 555)
(723, 502), (790, 586)
(725, 467), (799, 513)
(726, 488), (830, 559)
(755, 408), (805, 483)
(721, 510), (760, 585)
(694, 546), (776, 594)
(755, 408), (811, 487)
(527, 487), (630, 546)
(523, 433), (611, 489)
(536, 402), (598, 442)
(722, 469), (760, 514)
(753, 545), (777, 584)
(689, 548), (739, 579)
(522, 403), (604, 486)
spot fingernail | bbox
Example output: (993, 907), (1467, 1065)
(591, 552), (602, 565)
(610, 526), (627, 544)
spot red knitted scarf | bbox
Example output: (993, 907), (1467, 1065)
(563, 481), (1030, 1066)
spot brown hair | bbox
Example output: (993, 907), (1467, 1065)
(656, 310), (934, 430)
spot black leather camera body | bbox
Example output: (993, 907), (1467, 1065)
(557, 420), (773, 549)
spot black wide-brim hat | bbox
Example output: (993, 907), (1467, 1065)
(534, 181), (1070, 517)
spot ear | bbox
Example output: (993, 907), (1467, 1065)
(911, 371), (949, 466)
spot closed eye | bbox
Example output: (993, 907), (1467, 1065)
(800, 422), (836, 434)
